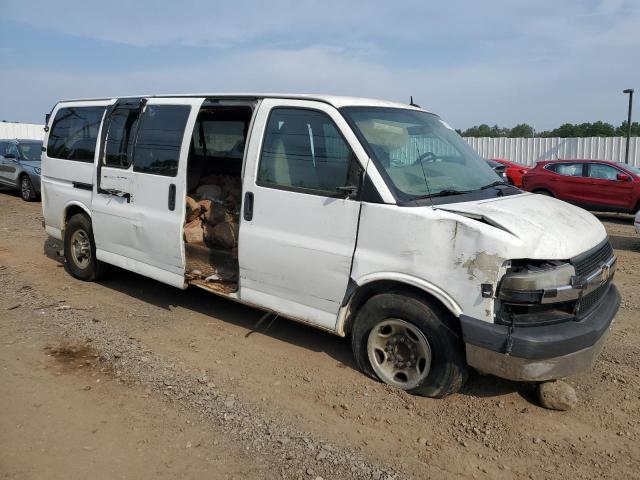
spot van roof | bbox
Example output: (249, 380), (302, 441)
(57, 93), (428, 112)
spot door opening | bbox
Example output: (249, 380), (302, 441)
(183, 105), (253, 294)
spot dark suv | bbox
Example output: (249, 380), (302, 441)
(0, 139), (43, 201)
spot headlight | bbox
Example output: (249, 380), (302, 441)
(498, 252), (616, 326)
(497, 260), (577, 327)
(498, 260), (575, 304)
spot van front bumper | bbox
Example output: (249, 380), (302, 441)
(460, 284), (620, 382)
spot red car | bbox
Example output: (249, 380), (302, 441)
(522, 159), (640, 214)
(490, 158), (530, 187)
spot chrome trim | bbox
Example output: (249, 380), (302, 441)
(466, 328), (610, 382)
(541, 255), (616, 304)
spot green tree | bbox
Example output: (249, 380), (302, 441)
(462, 121), (639, 138)
(509, 123), (534, 137)
(615, 121), (640, 136)
(462, 124), (491, 137)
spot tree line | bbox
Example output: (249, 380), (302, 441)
(458, 121), (640, 138)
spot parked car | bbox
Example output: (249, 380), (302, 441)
(635, 210), (640, 235)
(0, 139), (43, 201)
(41, 94), (619, 398)
(490, 158), (530, 187)
(484, 159), (507, 181)
(522, 159), (640, 214)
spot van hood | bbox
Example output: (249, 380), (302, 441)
(437, 192), (607, 259)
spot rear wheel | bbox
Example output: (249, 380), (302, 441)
(20, 175), (36, 201)
(64, 214), (106, 281)
(351, 292), (468, 398)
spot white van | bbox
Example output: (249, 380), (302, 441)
(41, 94), (620, 397)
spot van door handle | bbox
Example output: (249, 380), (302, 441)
(100, 188), (131, 203)
(168, 184), (176, 211)
(243, 191), (254, 221)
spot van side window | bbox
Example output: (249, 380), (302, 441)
(104, 106), (140, 169)
(257, 108), (357, 195)
(47, 106), (106, 162)
(133, 105), (191, 177)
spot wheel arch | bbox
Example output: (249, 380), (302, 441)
(336, 273), (463, 337)
(62, 201), (91, 234)
(532, 187), (555, 197)
(17, 171), (32, 188)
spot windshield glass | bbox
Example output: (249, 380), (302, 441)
(18, 142), (43, 161)
(343, 108), (501, 200)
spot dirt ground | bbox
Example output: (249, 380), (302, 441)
(1, 190), (639, 480)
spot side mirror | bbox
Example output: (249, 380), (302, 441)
(617, 173), (631, 182)
(4, 153), (16, 160)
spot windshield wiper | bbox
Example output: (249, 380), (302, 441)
(413, 189), (472, 200)
(480, 181), (510, 190)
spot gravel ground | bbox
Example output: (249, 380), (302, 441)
(0, 267), (398, 480)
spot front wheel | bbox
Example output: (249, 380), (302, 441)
(64, 214), (106, 281)
(351, 292), (468, 398)
(20, 175), (36, 201)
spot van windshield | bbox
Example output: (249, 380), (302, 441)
(342, 107), (502, 202)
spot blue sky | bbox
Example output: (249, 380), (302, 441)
(0, 0), (638, 130)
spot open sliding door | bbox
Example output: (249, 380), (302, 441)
(92, 97), (203, 287)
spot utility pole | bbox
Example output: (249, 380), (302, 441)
(623, 88), (634, 164)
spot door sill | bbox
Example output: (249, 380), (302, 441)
(189, 278), (239, 297)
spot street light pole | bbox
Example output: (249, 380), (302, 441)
(623, 88), (634, 164)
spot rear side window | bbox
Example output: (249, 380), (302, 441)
(194, 120), (245, 159)
(133, 105), (191, 177)
(257, 108), (357, 195)
(548, 163), (584, 177)
(47, 106), (105, 162)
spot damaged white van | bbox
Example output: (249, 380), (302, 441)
(41, 94), (620, 397)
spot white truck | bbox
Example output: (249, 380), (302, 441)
(41, 94), (620, 397)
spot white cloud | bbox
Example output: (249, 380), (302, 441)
(1, 0), (638, 128)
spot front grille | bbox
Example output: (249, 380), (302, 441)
(572, 240), (614, 278)
(576, 280), (611, 318)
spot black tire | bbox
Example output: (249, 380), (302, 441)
(351, 292), (468, 398)
(533, 189), (554, 197)
(64, 214), (106, 281)
(20, 175), (36, 202)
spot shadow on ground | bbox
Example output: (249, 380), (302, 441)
(609, 234), (640, 252)
(43, 236), (540, 405)
(594, 212), (634, 225)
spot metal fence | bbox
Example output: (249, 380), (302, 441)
(2, 121), (638, 168)
(465, 136), (640, 167)
(0, 122), (45, 141)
